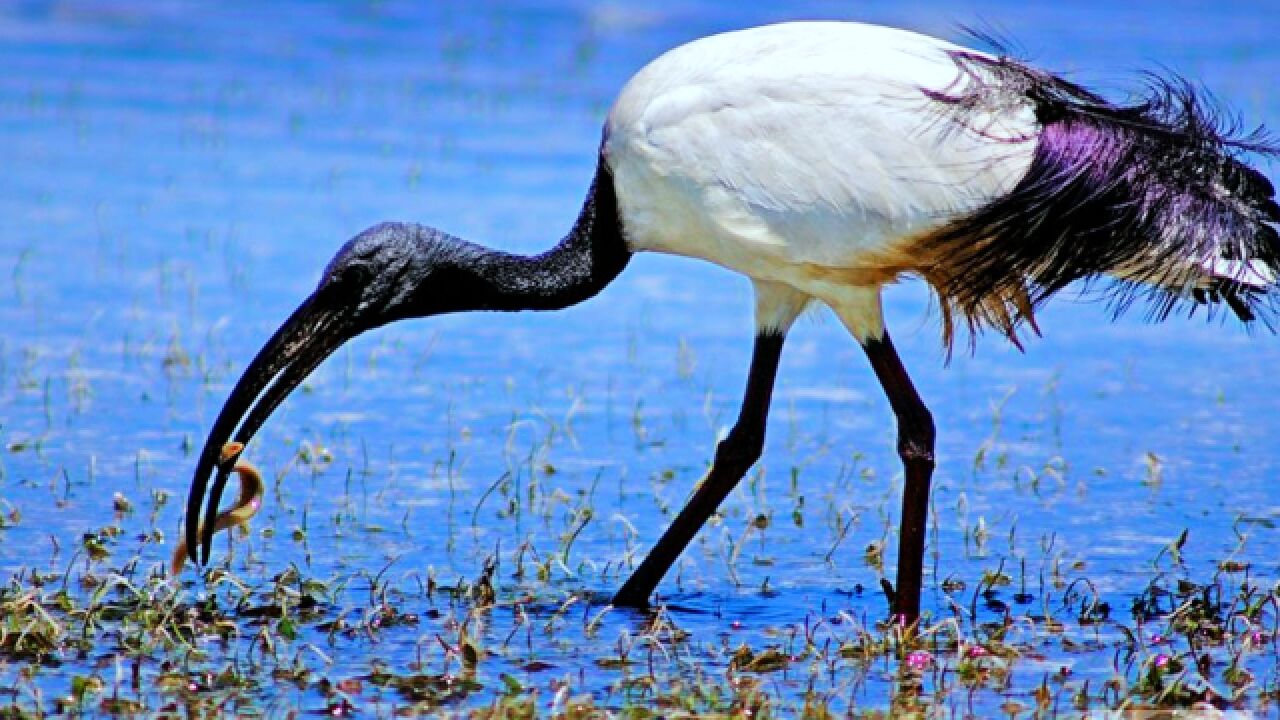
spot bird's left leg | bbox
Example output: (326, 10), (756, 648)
(612, 281), (809, 608)
(832, 292), (935, 625)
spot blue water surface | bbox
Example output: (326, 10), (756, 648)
(1, 0), (1278, 714)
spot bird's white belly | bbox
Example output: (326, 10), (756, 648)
(609, 144), (940, 296)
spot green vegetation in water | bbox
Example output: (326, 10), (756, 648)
(2, 492), (1279, 718)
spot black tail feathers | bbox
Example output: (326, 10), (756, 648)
(921, 49), (1280, 343)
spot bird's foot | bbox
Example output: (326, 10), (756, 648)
(610, 587), (653, 610)
(880, 577), (896, 611)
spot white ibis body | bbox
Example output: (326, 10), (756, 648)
(185, 22), (1279, 623)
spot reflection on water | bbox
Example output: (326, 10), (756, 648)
(1, 0), (1277, 713)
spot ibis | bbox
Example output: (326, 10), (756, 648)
(184, 21), (1279, 623)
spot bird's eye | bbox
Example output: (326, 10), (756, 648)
(339, 264), (372, 287)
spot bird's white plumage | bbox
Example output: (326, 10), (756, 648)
(604, 22), (1041, 338)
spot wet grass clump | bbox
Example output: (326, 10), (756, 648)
(2, 503), (1278, 717)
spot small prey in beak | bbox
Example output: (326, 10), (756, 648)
(171, 442), (264, 576)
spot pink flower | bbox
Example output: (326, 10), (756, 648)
(905, 650), (933, 671)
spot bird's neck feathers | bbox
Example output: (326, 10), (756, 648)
(433, 157), (631, 314)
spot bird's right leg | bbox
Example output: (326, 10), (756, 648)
(861, 330), (935, 626)
(612, 281), (808, 608)
(832, 291), (935, 626)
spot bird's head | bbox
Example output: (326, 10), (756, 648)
(321, 222), (476, 327)
(183, 221), (475, 565)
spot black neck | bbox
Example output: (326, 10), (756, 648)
(445, 156), (631, 312)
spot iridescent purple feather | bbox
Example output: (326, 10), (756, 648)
(922, 50), (1280, 330)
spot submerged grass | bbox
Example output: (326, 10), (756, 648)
(1, 478), (1277, 717)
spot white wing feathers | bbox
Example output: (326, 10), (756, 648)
(605, 22), (1039, 274)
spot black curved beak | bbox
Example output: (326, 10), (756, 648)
(184, 290), (355, 567)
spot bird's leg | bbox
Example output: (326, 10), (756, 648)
(612, 332), (786, 608)
(862, 330), (935, 625)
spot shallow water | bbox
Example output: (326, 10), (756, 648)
(2, 0), (1278, 714)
